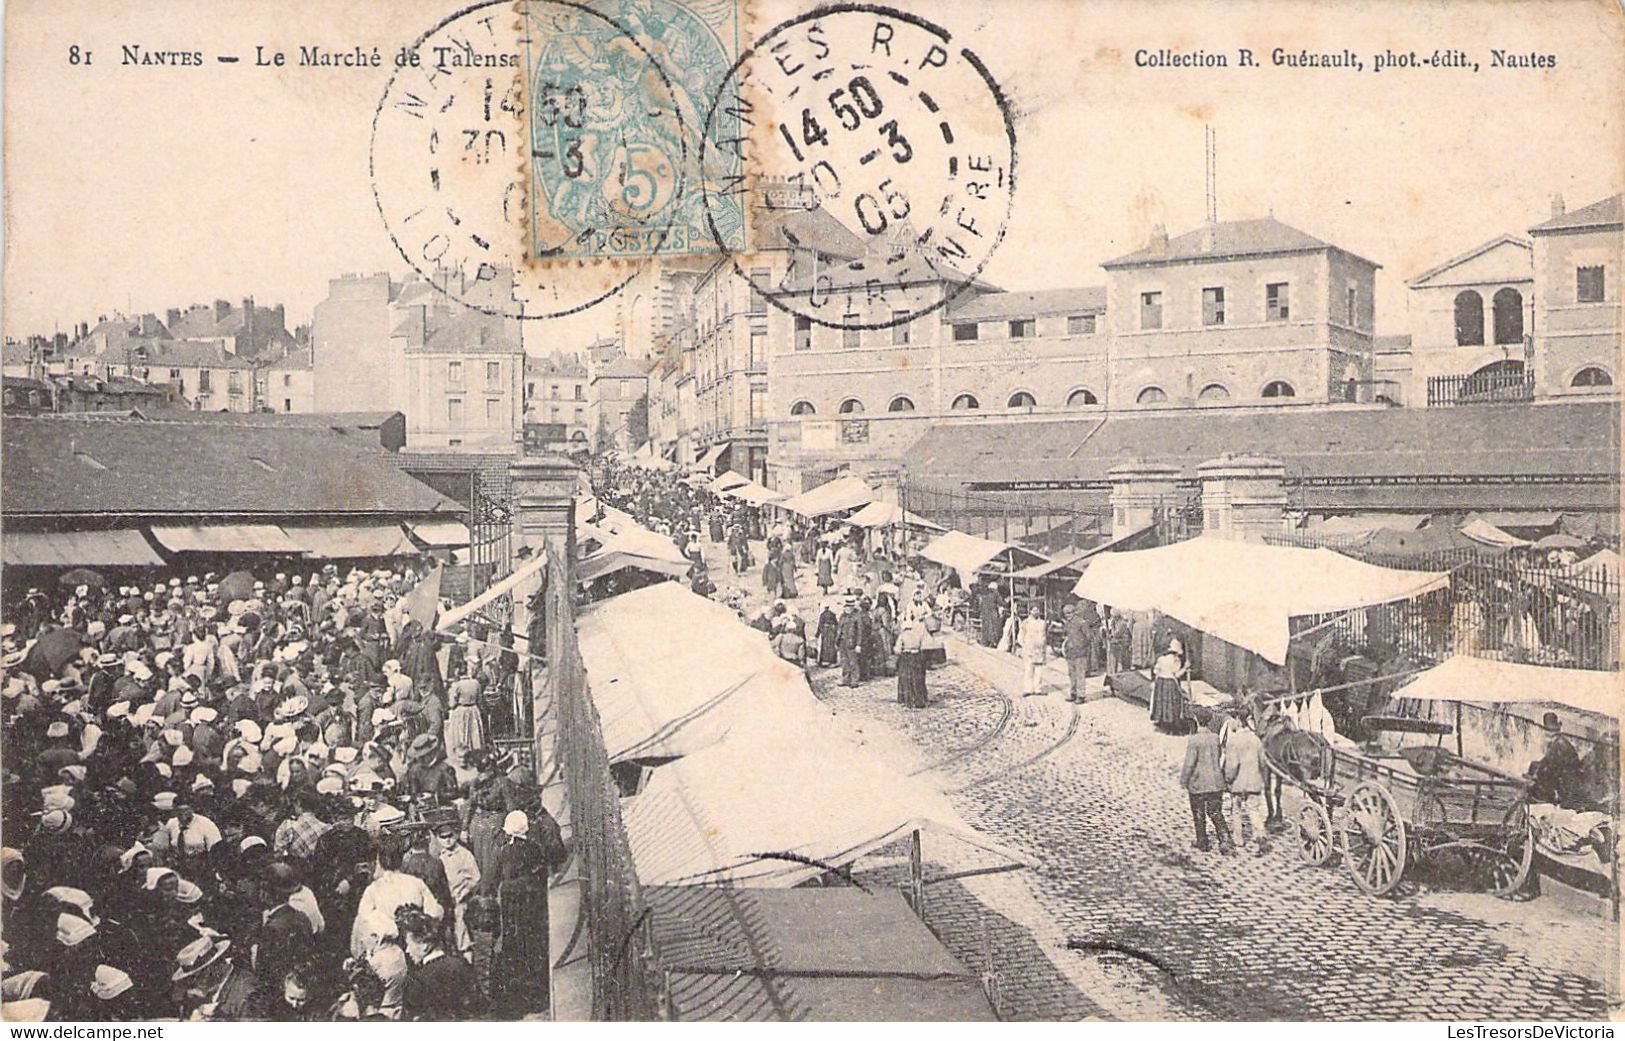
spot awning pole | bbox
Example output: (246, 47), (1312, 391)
(908, 828), (925, 919)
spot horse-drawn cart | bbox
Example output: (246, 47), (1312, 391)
(1268, 715), (1534, 897)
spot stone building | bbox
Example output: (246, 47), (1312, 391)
(588, 355), (649, 452)
(1528, 194), (1621, 399)
(524, 352), (591, 448)
(1402, 234), (1534, 408)
(311, 270), (523, 452)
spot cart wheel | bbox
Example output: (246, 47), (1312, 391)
(1486, 804), (1535, 896)
(1341, 782), (1407, 896)
(1296, 801), (1335, 866)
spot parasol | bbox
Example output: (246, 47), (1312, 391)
(217, 571), (257, 602)
(57, 568), (106, 589)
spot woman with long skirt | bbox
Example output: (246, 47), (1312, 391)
(895, 620), (929, 707)
(816, 602), (839, 666)
(1149, 647), (1188, 734)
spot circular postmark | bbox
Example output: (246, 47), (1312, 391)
(371, 0), (697, 320)
(700, 4), (1017, 329)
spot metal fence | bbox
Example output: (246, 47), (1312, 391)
(900, 479), (1114, 554)
(540, 541), (666, 1020)
(1426, 369), (1536, 407)
(1269, 532), (1620, 672)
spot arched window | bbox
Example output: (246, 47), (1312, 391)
(950, 393), (980, 410)
(790, 400), (816, 415)
(1066, 388), (1098, 407)
(1261, 380), (1296, 398)
(1572, 366), (1613, 387)
(1197, 383), (1230, 401)
(838, 398), (864, 414)
(1136, 386), (1167, 404)
(887, 396), (916, 412)
(1007, 391), (1036, 408)
(1492, 288), (1524, 345)
(1454, 290), (1485, 346)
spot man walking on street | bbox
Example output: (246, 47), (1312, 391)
(1061, 603), (1092, 704)
(1222, 715), (1271, 856)
(1180, 710), (1234, 854)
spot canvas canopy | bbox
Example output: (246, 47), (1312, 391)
(777, 476), (876, 518)
(720, 480), (786, 506)
(576, 583), (824, 762)
(920, 530), (1046, 576)
(282, 523), (418, 559)
(1010, 524), (1154, 580)
(707, 470), (751, 494)
(1073, 535), (1449, 665)
(1311, 513), (1427, 536)
(406, 520), (471, 547)
(1461, 517), (1531, 548)
(647, 887), (996, 1021)
(622, 721), (1018, 886)
(626, 443), (676, 471)
(1577, 549), (1620, 583)
(2, 529), (165, 568)
(151, 524), (306, 555)
(692, 443), (730, 472)
(1394, 655), (1620, 721)
(843, 501), (945, 531)
(576, 522), (692, 586)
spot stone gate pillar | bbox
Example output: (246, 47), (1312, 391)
(1196, 455), (1288, 541)
(1107, 460), (1182, 538)
(508, 453), (580, 565)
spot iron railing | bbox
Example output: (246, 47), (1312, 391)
(540, 541), (665, 1020)
(1426, 369), (1535, 407)
(1269, 532), (1620, 672)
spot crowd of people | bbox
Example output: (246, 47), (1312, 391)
(591, 461), (952, 709)
(1, 559), (566, 1022)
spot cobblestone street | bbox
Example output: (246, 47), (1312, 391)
(700, 537), (1620, 1021)
(802, 639), (1620, 1020)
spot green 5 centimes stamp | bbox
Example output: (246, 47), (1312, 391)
(522, 0), (745, 260)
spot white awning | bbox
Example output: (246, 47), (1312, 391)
(844, 501), (945, 531)
(777, 476), (876, 518)
(623, 724), (1020, 887)
(576, 582), (823, 762)
(575, 550), (691, 585)
(1074, 534), (1449, 665)
(2, 529), (165, 567)
(707, 470), (752, 494)
(408, 520), (471, 547)
(280, 523), (417, 559)
(1461, 517), (1529, 548)
(149, 524), (305, 555)
(1395, 655), (1620, 721)
(920, 530), (1046, 576)
(720, 480), (787, 505)
(691, 442), (730, 472)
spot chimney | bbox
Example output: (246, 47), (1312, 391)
(1550, 194), (1565, 218)
(213, 299), (230, 322)
(1148, 223), (1169, 256)
(166, 308), (181, 328)
(242, 298), (255, 353)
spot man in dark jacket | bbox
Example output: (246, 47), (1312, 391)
(1180, 710), (1234, 854)
(397, 906), (481, 1020)
(836, 600), (863, 687)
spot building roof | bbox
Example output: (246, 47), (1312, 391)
(755, 205), (870, 259)
(524, 352), (588, 378)
(1406, 234), (1532, 288)
(1528, 194), (1623, 234)
(1103, 216), (1377, 269)
(3, 375), (51, 392)
(907, 400), (1620, 512)
(2, 415), (458, 520)
(52, 374), (168, 397)
(946, 286), (1106, 321)
(592, 355), (649, 380)
(136, 408), (401, 430)
(418, 308), (521, 356)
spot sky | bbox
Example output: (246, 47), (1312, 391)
(4, 0), (1621, 348)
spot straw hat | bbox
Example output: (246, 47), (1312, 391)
(172, 935), (231, 982)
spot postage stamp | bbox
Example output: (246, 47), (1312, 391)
(371, 0), (647, 320)
(700, 4), (1018, 329)
(698, 3), (1014, 328)
(519, 0), (747, 261)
